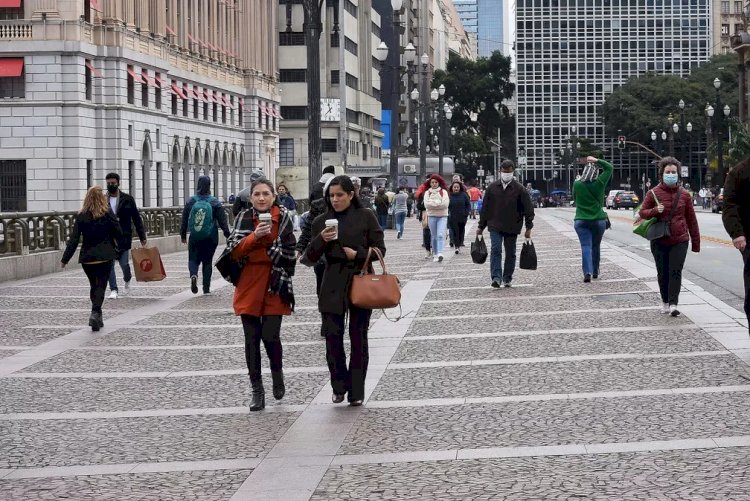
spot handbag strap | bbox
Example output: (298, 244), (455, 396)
(665, 188), (681, 223)
(359, 247), (388, 276)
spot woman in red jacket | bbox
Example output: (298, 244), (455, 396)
(638, 157), (700, 316)
(224, 179), (297, 411)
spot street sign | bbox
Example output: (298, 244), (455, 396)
(477, 169), (485, 177)
(681, 166), (689, 178)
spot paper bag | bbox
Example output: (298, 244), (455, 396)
(131, 246), (167, 282)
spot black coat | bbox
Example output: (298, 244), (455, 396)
(723, 160), (750, 240)
(478, 180), (535, 235)
(448, 191), (472, 224)
(296, 198), (327, 253)
(310, 181), (326, 203)
(62, 211), (122, 265)
(110, 192), (146, 252)
(305, 206), (386, 315)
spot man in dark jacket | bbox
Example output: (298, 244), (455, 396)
(310, 165), (336, 203)
(477, 160), (534, 288)
(722, 158), (750, 334)
(105, 172), (147, 299)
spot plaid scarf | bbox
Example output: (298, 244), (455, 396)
(224, 206), (296, 310)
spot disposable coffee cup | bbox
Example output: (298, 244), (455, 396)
(258, 213), (272, 223)
(325, 219), (339, 239)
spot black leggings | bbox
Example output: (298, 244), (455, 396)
(82, 261), (113, 314)
(323, 306), (372, 401)
(241, 315), (283, 383)
(650, 241), (689, 305)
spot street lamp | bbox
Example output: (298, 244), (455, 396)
(418, 53), (429, 176)
(687, 121), (697, 187)
(678, 99), (687, 164)
(712, 78), (731, 186)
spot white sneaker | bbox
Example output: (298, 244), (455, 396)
(660, 303), (669, 314)
(438, 254), (444, 262)
(669, 305), (681, 317)
(433, 256), (439, 262)
(109, 290), (118, 300)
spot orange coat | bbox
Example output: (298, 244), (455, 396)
(231, 206), (293, 317)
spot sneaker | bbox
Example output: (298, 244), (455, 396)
(425, 251), (433, 260)
(491, 280), (501, 289)
(503, 281), (512, 288)
(583, 274), (592, 283)
(433, 256), (439, 263)
(455, 249), (460, 255)
(109, 290), (118, 299)
(190, 275), (198, 294)
(123, 281), (130, 293)
(438, 254), (444, 262)
(669, 305), (681, 317)
(660, 303), (670, 314)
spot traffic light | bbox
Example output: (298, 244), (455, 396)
(617, 135), (626, 150)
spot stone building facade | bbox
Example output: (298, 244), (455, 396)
(0, 0), (279, 212)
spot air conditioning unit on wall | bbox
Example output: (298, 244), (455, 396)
(403, 164), (416, 174)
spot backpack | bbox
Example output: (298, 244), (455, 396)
(188, 196), (216, 240)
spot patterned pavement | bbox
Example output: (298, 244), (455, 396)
(1, 210), (750, 500)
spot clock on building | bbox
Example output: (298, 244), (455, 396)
(321, 98), (341, 122)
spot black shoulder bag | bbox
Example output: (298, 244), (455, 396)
(646, 189), (681, 241)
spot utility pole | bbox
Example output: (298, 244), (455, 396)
(303, 0), (325, 197)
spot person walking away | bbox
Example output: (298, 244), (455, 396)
(415, 177), (432, 259)
(424, 175), (450, 262)
(181, 176), (230, 295)
(304, 176), (385, 406)
(467, 184), (483, 219)
(571, 156), (613, 283)
(639, 157), (700, 316)
(310, 165), (336, 202)
(105, 172), (147, 299)
(277, 183), (299, 231)
(406, 189), (415, 217)
(393, 187), (408, 239)
(225, 179), (296, 411)
(374, 188), (390, 230)
(448, 181), (472, 254)
(477, 160), (534, 288)
(722, 158), (750, 333)
(61, 186), (122, 331)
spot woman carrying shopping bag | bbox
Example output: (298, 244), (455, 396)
(304, 176), (385, 406)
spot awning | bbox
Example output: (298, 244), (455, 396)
(0, 58), (24, 77)
(170, 83), (188, 100)
(207, 42), (218, 52)
(165, 25), (177, 36)
(127, 67), (145, 84)
(187, 33), (198, 44)
(220, 95), (231, 107)
(0, 0), (22, 7)
(240, 98), (251, 112)
(89, 0), (102, 12)
(259, 102), (267, 115)
(196, 37), (208, 48)
(85, 61), (102, 78)
(192, 87), (206, 102)
(141, 69), (156, 87)
(273, 107), (282, 119)
(154, 74), (166, 88)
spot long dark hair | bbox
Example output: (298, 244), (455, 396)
(325, 175), (362, 211)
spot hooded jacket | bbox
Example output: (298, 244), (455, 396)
(310, 172), (335, 202)
(180, 176), (231, 240)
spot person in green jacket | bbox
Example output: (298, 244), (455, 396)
(572, 156), (613, 282)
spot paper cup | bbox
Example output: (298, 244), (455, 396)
(325, 219), (339, 239)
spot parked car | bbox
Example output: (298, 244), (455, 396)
(612, 191), (639, 209)
(712, 188), (724, 213)
(605, 190), (621, 209)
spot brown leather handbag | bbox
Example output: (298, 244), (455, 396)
(349, 247), (401, 309)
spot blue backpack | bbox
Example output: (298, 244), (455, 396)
(188, 197), (216, 240)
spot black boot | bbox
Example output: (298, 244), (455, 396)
(271, 371), (285, 400)
(89, 312), (102, 332)
(249, 378), (265, 411)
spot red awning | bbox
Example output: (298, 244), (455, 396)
(220, 95), (231, 107)
(196, 37), (208, 48)
(127, 67), (145, 84)
(0, 0), (22, 7)
(273, 107), (282, 119)
(154, 75), (166, 88)
(240, 98), (250, 112)
(171, 83), (188, 100)
(165, 25), (177, 36)
(187, 34), (198, 44)
(259, 103), (267, 115)
(141, 70), (157, 87)
(0, 58), (24, 77)
(89, 0), (102, 12)
(85, 61), (102, 78)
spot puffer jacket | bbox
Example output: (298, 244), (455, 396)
(639, 183), (700, 251)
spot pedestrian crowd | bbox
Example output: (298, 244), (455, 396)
(61, 153), (750, 410)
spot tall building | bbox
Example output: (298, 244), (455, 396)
(454, 0), (509, 58)
(515, 0), (712, 190)
(0, 1), (278, 212)
(713, 0), (746, 55)
(277, 0), (385, 189)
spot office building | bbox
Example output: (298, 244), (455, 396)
(713, 0), (746, 55)
(454, 0), (510, 58)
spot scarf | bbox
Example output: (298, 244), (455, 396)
(580, 163), (599, 183)
(222, 206), (297, 310)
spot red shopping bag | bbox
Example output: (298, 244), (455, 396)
(131, 246), (167, 282)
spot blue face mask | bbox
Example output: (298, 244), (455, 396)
(663, 173), (679, 186)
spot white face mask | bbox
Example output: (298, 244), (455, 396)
(500, 172), (514, 183)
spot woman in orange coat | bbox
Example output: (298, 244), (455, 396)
(222, 179), (297, 411)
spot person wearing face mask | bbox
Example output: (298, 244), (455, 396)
(639, 157), (700, 316)
(104, 172), (147, 299)
(477, 161), (535, 288)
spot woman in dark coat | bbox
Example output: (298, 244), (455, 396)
(61, 186), (122, 331)
(304, 176), (386, 406)
(448, 181), (472, 254)
(373, 188), (390, 229)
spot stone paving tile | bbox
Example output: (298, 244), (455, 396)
(0, 372), (329, 413)
(25, 276), (193, 288)
(0, 311), (120, 334)
(1, 413), (298, 468)
(311, 448), (750, 500)
(425, 279), (648, 299)
(392, 328), (722, 363)
(371, 355), (749, 401)
(340, 392), (750, 454)
(0, 297), (154, 310)
(434, 266), (634, 286)
(20, 344), (327, 373)
(0, 350), (22, 360)
(406, 309), (691, 336)
(135, 309), (376, 327)
(0, 286), (189, 298)
(0, 328), (75, 347)
(0, 469), (252, 501)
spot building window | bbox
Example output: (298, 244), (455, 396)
(86, 160), (93, 187)
(155, 72), (162, 109)
(722, 1), (730, 13)
(239, 102), (243, 126)
(280, 106), (307, 120)
(344, 36), (358, 56)
(85, 62), (92, 101)
(127, 65), (135, 104)
(722, 24), (730, 35)
(128, 124), (133, 147)
(331, 70), (340, 85)
(322, 139), (337, 152)
(0, 2), (23, 20)
(0, 160), (26, 211)
(141, 70), (149, 107)
(330, 33), (339, 47)
(363, 143), (368, 160)
(182, 84), (188, 116)
(346, 108), (359, 124)
(193, 90), (199, 119)
(155, 161), (163, 206)
(345, 73), (359, 90)
(344, 0), (357, 17)
(171, 81), (178, 115)
(371, 22), (381, 38)
(128, 161), (136, 194)
(279, 139), (294, 166)
(735, 1), (743, 13)
(203, 95), (209, 122)
(213, 94), (218, 122)
(155, 129), (161, 149)
(279, 32), (305, 45)
(280, 69), (307, 82)
(222, 96), (227, 124)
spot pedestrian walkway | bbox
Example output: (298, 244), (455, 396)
(1, 211), (749, 499)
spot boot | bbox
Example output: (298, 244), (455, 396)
(271, 371), (285, 400)
(89, 312), (102, 332)
(249, 378), (265, 411)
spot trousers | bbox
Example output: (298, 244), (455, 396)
(188, 236), (219, 292)
(428, 216), (448, 257)
(650, 241), (689, 305)
(489, 231), (518, 283)
(743, 248), (750, 333)
(82, 261), (113, 314)
(108, 250), (132, 291)
(241, 315), (283, 383)
(574, 219), (607, 276)
(322, 306), (372, 401)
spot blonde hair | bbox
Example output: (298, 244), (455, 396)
(80, 186), (109, 219)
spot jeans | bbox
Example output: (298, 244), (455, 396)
(573, 219), (607, 276)
(449, 218), (467, 248)
(188, 236), (219, 292)
(323, 306), (372, 401)
(650, 241), (689, 305)
(241, 315), (283, 383)
(377, 213), (388, 230)
(82, 261), (113, 314)
(394, 211), (406, 236)
(108, 250), (132, 291)
(744, 248), (750, 333)
(428, 216), (448, 257)
(489, 231), (518, 283)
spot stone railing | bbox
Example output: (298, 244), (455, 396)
(0, 205), (234, 256)
(0, 21), (33, 40)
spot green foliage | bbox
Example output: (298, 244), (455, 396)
(715, 118), (750, 168)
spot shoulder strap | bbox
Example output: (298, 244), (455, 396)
(666, 188), (681, 222)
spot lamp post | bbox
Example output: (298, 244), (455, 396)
(418, 53), (429, 176)
(667, 113), (676, 156)
(678, 99), (687, 163)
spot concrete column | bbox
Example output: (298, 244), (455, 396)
(150, 0), (165, 37)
